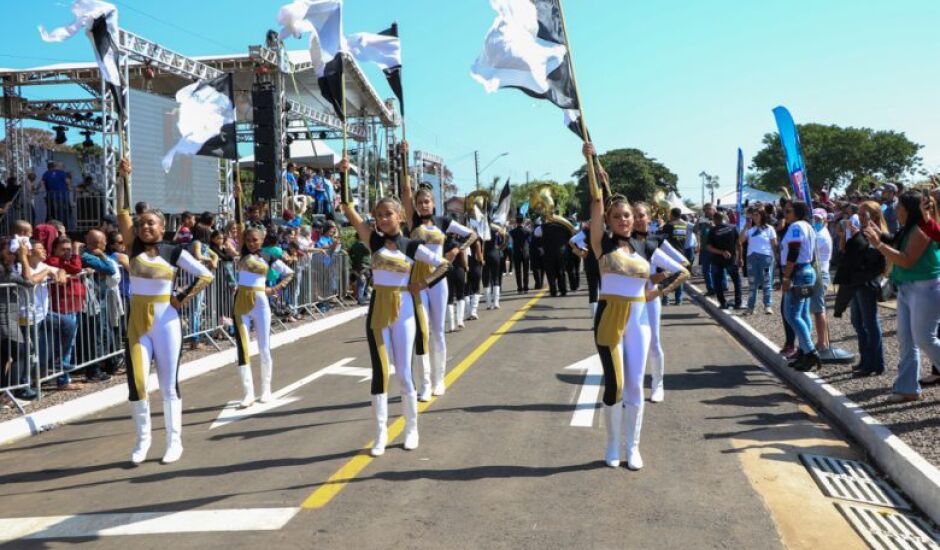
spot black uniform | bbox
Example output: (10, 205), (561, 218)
(509, 225), (531, 292)
(539, 221), (574, 297)
(531, 224), (545, 289)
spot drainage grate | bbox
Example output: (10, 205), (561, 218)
(799, 454), (911, 510)
(836, 503), (940, 550)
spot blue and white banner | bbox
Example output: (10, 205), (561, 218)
(772, 106), (813, 210)
(736, 147), (745, 230)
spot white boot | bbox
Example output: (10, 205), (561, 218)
(431, 349), (446, 396)
(624, 402), (644, 471)
(238, 364), (255, 408)
(649, 353), (665, 403)
(403, 393), (420, 450)
(370, 394), (388, 456)
(493, 286), (501, 309)
(603, 404), (622, 467)
(130, 400), (152, 465)
(456, 300), (466, 328)
(447, 304), (456, 332)
(161, 399), (184, 464)
(259, 358), (273, 403)
(590, 302), (598, 320)
(417, 354), (432, 402)
(468, 295), (480, 320)
(484, 286), (493, 310)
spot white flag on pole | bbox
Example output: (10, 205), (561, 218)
(347, 31), (400, 70)
(162, 74), (237, 173)
(277, 0), (346, 76)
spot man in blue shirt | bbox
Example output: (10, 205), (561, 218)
(41, 162), (72, 224)
(880, 183), (899, 233)
(282, 163), (299, 196)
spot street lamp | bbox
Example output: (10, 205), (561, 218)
(474, 151), (509, 190)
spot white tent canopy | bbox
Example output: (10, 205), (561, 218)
(666, 193), (694, 215)
(715, 186), (781, 207)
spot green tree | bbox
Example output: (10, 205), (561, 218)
(572, 148), (679, 216)
(751, 124), (922, 193)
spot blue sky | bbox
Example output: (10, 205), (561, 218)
(2, 0), (939, 200)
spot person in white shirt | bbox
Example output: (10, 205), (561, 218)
(780, 201), (820, 372)
(738, 208), (778, 315)
(810, 208), (834, 352)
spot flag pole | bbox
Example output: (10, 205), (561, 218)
(234, 159), (244, 229)
(556, 0), (601, 201)
(340, 55), (351, 205)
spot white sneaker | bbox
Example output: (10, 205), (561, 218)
(764, 306), (773, 315)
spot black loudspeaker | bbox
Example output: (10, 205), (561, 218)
(252, 84), (279, 200)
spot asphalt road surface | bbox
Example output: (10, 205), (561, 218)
(0, 276), (868, 549)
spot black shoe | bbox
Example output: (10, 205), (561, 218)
(705, 291), (716, 297)
(86, 372), (112, 382)
(719, 303), (731, 310)
(794, 351), (821, 372)
(853, 368), (884, 378)
(787, 350), (805, 367)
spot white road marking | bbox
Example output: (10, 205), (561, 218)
(0, 508), (300, 541)
(210, 357), (369, 430)
(564, 355), (603, 427)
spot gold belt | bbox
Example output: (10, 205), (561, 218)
(596, 294), (644, 347)
(128, 294), (171, 338)
(370, 285), (408, 332)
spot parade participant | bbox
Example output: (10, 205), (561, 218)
(483, 225), (507, 310)
(400, 151), (476, 401)
(447, 239), (469, 331)
(659, 208), (694, 305)
(466, 237), (484, 320)
(569, 225), (599, 317)
(530, 218), (545, 290)
(630, 203), (690, 403)
(116, 160), (214, 465)
(340, 162), (452, 456)
(780, 201), (821, 372)
(509, 216), (531, 293)
(585, 144), (686, 470)
(532, 186), (576, 297)
(229, 182), (294, 408)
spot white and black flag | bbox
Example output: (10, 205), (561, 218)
(162, 73), (237, 173)
(491, 179), (513, 227)
(349, 23), (404, 115)
(40, 0), (125, 115)
(471, 0), (578, 111)
(564, 109), (590, 141)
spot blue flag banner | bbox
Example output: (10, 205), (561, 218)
(519, 201), (530, 218)
(736, 147), (745, 231)
(772, 106), (813, 210)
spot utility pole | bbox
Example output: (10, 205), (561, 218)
(474, 150), (481, 190)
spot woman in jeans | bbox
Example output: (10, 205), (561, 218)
(864, 191), (940, 402)
(834, 201), (887, 377)
(739, 209), (777, 315)
(780, 201), (821, 372)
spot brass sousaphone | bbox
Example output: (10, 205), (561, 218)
(529, 183), (575, 234)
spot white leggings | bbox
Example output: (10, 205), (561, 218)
(234, 290), (272, 369)
(595, 300), (651, 406)
(419, 280), (448, 359)
(647, 296), (663, 361)
(127, 301), (183, 402)
(368, 291), (417, 397)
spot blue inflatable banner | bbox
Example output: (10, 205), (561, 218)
(772, 106), (813, 210)
(736, 148), (745, 231)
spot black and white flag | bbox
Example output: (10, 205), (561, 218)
(40, 0), (124, 115)
(564, 109), (590, 141)
(471, 0), (578, 111)
(278, 0), (346, 77)
(491, 179), (513, 227)
(162, 73), (237, 172)
(318, 55), (345, 121)
(349, 23), (404, 115)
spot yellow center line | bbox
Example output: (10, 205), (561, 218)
(301, 290), (546, 509)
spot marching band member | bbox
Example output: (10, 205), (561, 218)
(230, 182), (294, 408)
(341, 160), (452, 456)
(117, 160), (214, 465)
(631, 203), (690, 403)
(585, 144), (685, 470)
(400, 146), (476, 401)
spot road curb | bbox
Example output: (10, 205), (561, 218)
(685, 283), (940, 524)
(0, 307), (367, 447)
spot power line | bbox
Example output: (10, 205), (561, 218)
(112, 0), (241, 52)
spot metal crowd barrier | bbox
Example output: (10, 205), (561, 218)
(1, 248), (351, 410)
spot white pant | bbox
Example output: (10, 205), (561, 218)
(647, 296), (663, 363)
(419, 280), (448, 360)
(369, 291), (417, 397)
(127, 301), (183, 402)
(234, 290), (272, 368)
(596, 300), (651, 406)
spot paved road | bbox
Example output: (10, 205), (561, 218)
(0, 277), (866, 549)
